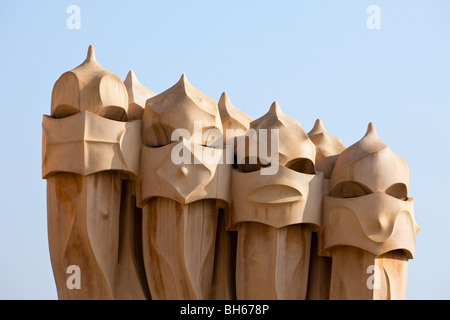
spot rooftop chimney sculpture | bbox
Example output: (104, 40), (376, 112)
(42, 46), (419, 300)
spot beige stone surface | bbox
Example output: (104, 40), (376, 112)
(142, 198), (218, 299)
(308, 119), (346, 179)
(139, 74), (228, 300)
(209, 208), (237, 300)
(321, 122), (419, 300)
(306, 119), (345, 300)
(51, 46), (128, 121)
(139, 139), (230, 206)
(42, 111), (141, 179)
(230, 102), (321, 300)
(142, 74), (223, 147)
(218, 92), (253, 142)
(229, 166), (323, 229)
(236, 101), (316, 171)
(124, 70), (155, 121)
(43, 46), (419, 300)
(209, 98), (254, 300)
(45, 46), (148, 299)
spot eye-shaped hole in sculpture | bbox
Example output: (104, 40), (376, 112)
(52, 104), (80, 119)
(97, 106), (128, 121)
(385, 183), (408, 200)
(329, 181), (373, 198)
(234, 134), (271, 172)
(143, 123), (176, 147)
(285, 158), (315, 174)
(235, 156), (270, 172)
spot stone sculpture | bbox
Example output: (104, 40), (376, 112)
(42, 46), (419, 300)
(139, 74), (230, 299)
(43, 46), (148, 299)
(229, 102), (322, 299)
(321, 122), (419, 300)
(306, 119), (346, 300)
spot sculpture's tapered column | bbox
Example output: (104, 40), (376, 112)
(373, 250), (409, 300)
(208, 92), (254, 300)
(306, 232), (331, 300)
(209, 208), (237, 300)
(230, 102), (322, 300)
(328, 246), (376, 300)
(114, 180), (151, 300)
(235, 222), (312, 299)
(139, 75), (230, 299)
(306, 119), (346, 300)
(110, 72), (155, 300)
(43, 46), (145, 299)
(46, 172), (121, 299)
(44, 45), (419, 301)
(142, 198), (218, 299)
(321, 123), (419, 300)
(329, 247), (408, 300)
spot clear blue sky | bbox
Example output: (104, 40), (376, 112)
(0, 0), (449, 299)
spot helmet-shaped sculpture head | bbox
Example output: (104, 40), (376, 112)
(323, 122), (419, 258)
(308, 119), (346, 179)
(229, 102), (322, 229)
(236, 101), (316, 174)
(330, 122), (409, 198)
(51, 45), (129, 121)
(142, 74), (223, 147)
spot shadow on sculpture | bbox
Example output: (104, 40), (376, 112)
(42, 46), (419, 300)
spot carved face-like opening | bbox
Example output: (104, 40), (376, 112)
(330, 181), (373, 198)
(97, 106), (128, 121)
(234, 156), (271, 172)
(52, 104), (80, 119)
(330, 181), (409, 201)
(285, 158), (315, 175)
(143, 123), (176, 147)
(385, 183), (408, 200)
(235, 156), (316, 175)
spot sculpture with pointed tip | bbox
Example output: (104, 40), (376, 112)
(45, 154), (149, 300)
(45, 46), (149, 300)
(236, 101), (316, 173)
(308, 119), (346, 179)
(231, 102), (323, 300)
(142, 74), (223, 147)
(140, 79), (229, 299)
(51, 45), (129, 121)
(306, 119), (345, 300)
(329, 122), (410, 194)
(210, 92), (254, 300)
(124, 70), (155, 120)
(44, 46), (419, 301)
(321, 122), (419, 300)
(218, 92), (253, 142)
